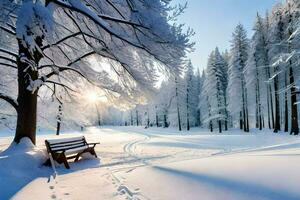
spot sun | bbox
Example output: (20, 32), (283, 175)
(86, 92), (99, 103)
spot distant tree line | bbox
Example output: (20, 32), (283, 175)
(122, 0), (300, 135)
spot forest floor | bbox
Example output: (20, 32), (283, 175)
(1, 126), (300, 200)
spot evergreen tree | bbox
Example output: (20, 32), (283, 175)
(228, 24), (250, 132)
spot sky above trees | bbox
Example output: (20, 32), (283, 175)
(173, 0), (279, 71)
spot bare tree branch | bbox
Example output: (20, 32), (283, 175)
(0, 93), (18, 112)
(45, 80), (76, 92)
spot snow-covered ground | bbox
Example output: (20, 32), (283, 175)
(1, 127), (300, 200)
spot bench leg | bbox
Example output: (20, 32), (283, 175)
(90, 148), (97, 158)
(74, 153), (81, 162)
(60, 154), (70, 169)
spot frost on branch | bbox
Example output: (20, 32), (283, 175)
(16, 1), (53, 55)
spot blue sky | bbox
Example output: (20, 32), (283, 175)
(172, 0), (280, 71)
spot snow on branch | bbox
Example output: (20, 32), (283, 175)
(0, 47), (18, 58)
(0, 55), (17, 64)
(51, 0), (144, 49)
(0, 62), (17, 69)
(0, 25), (16, 35)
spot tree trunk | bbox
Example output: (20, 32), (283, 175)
(96, 104), (101, 126)
(136, 110), (139, 126)
(56, 104), (62, 136)
(186, 92), (190, 131)
(14, 40), (41, 145)
(175, 78), (182, 131)
(197, 109), (201, 127)
(242, 80), (247, 132)
(240, 111), (243, 130)
(163, 114), (168, 128)
(284, 88), (289, 132)
(274, 71), (281, 133)
(290, 67), (299, 135)
(266, 88), (271, 129)
(156, 113), (159, 127)
(245, 87), (249, 132)
(269, 84), (275, 129)
(218, 120), (222, 133)
(223, 90), (228, 131)
(255, 87), (259, 129)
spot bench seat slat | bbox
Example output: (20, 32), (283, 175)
(50, 141), (86, 149)
(47, 136), (85, 144)
(52, 144), (87, 152)
(56, 145), (89, 155)
(50, 139), (85, 146)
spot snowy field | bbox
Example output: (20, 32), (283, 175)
(1, 127), (300, 200)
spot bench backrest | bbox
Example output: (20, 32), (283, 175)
(45, 136), (88, 153)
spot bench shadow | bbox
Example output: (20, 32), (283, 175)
(57, 154), (168, 175)
(153, 166), (300, 200)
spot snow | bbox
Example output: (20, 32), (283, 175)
(1, 127), (300, 200)
(0, 138), (51, 200)
(16, 1), (53, 56)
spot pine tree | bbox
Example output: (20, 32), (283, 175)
(203, 48), (227, 133)
(228, 24), (250, 132)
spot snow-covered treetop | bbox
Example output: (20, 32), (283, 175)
(0, 0), (193, 96)
(0, 0), (194, 128)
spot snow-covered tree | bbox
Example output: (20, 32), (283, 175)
(227, 24), (250, 132)
(183, 60), (198, 130)
(0, 0), (193, 144)
(195, 68), (203, 127)
(202, 48), (227, 133)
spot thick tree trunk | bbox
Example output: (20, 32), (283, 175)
(14, 41), (41, 145)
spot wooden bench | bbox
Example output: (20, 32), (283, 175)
(45, 136), (99, 169)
